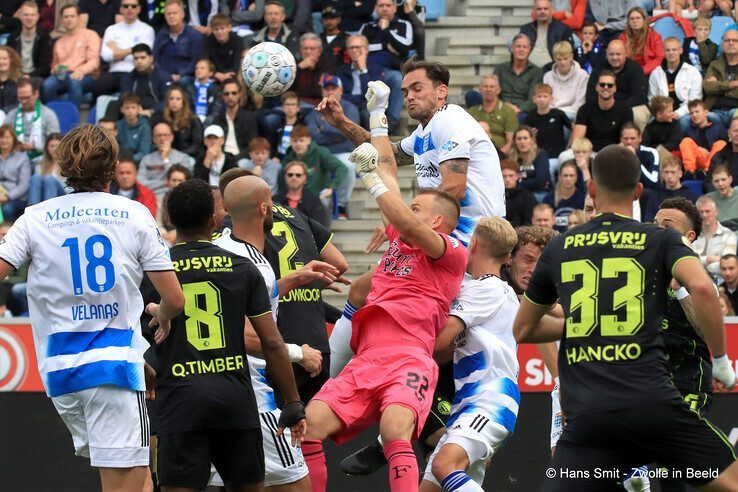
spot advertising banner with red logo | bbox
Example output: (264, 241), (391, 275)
(517, 318), (738, 393)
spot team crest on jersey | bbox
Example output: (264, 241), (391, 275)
(449, 237), (460, 248)
(441, 140), (458, 152)
(413, 133), (435, 155)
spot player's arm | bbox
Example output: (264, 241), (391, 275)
(434, 315), (465, 364)
(438, 158), (470, 201)
(244, 319), (323, 377)
(568, 124), (586, 148)
(145, 270), (185, 322)
(276, 260), (341, 297)
(536, 342), (559, 379)
(513, 297), (565, 343)
(0, 260), (14, 282)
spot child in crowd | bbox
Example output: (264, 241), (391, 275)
(98, 118), (118, 138)
(575, 22), (606, 75)
(116, 93), (152, 164)
(238, 137), (282, 195)
(642, 96), (682, 151)
(641, 157), (698, 222)
(187, 59), (223, 127)
(275, 91), (304, 158)
(680, 99), (727, 179)
(682, 17), (718, 74)
(543, 160), (586, 232)
(524, 83), (571, 165)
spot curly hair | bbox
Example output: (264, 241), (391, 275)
(659, 196), (703, 238)
(513, 225), (558, 256)
(167, 178), (214, 231)
(0, 46), (22, 82)
(57, 124), (119, 192)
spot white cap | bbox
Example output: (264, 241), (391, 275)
(204, 125), (224, 138)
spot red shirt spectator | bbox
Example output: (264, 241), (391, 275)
(619, 7), (664, 75)
(110, 158), (158, 218)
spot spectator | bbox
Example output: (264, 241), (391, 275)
(250, 1), (299, 53)
(575, 22), (606, 75)
(551, 0), (586, 34)
(282, 124), (347, 209)
(359, 0), (414, 132)
(719, 254), (738, 312)
(98, 117), (118, 137)
(185, 0), (218, 35)
(641, 157), (698, 222)
(532, 202), (556, 228)
(520, 0), (576, 68)
(571, 70), (634, 152)
(7, 1), (52, 79)
(501, 158), (537, 226)
(186, 59), (222, 127)
(219, 0), (263, 38)
(543, 40), (589, 120)
(116, 93), (152, 163)
(119, 43), (172, 118)
(110, 156), (158, 217)
(719, 290), (735, 316)
(564, 136), (594, 186)
(0, 124), (31, 220)
(37, 0), (57, 36)
(703, 28), (738, 128)
(467, 75), (518, 155)
(700, 0), (734, 16)
(28, 132), (67, 205)
(0, 47), (21, 113)
(338, 34), (383, 129)
(138, 121), (193, 197)
(238, 137), (281, 194)
(396, 0), (426, 60)
(165, 163), (190, 189)
(680, 99), (728, 179)
(706, 163), (738, 228)
(272, 90), (305, 158)
(305, 74), (359, 218)
(586, 39), (649, 130)
(694, 194), (737, 278)
(320, 6), (347, 68)
(543, 160), (585, 232)
(5, 79), (60, 158)
(202, 13), (244, 83)
(273, 160), (330, 228)
(494, 34), (543, 117)
(589, 0), (634, 44)
(524, 83), (570, 165)
(153, 0), (204, 85)
(508, 125), (551, 193)
(620, 122), (660, 189)
(294, 33), (333, 106)
(619, 7), (664, 76)
(151, 84), (204, 159)
(649, 36), (703, 135)
(566, 209), (588, 229)
(79, 0), (122, 39)
(42, 4), (101, 108)
(92, 0), (155, 99)
(329, 0), (373, 33)
(0, 2), (21, 36)
(194, 124), (238, 186)
(643, 96), (683, 152)
(213, 78), (258, 159)
(682, 17), (717, 74)
(709, 117), (738, 182)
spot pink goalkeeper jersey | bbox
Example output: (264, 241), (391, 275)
(351, 224), (468, 356)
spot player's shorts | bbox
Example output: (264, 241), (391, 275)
(550, 388), (563, 449)
(418, 363), (454, 454)
(422, 411), (511, 486)
(543, 398), (736, 491)
(210, 410), (308, 487)
(314, 345), (439, 444)
(51, 384), (149, 468)
(679, 389), (713, 416)
(158, 427), (264, 489)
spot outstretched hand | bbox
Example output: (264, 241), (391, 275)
(315, 95), (345, 127)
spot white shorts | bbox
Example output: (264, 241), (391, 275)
(422, 411), (510, 486)
(51, 385), (150, 468)
(210, 409), (308, 487)
(550, 389), (563, 449)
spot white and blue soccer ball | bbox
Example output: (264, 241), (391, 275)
(241, 42), (296, 97)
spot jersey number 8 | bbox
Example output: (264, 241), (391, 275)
(182, 281), (226, 350)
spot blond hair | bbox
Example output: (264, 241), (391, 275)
(473, 216), (518, 259)
(552, 40), (573, 57)
(57, 124), (119, 192)
(571, 137), (593, 153)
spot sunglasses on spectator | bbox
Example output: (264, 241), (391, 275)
(598, 83), (615, 88)
(121, 3), (139, 8)
(286, 173), (304, 177)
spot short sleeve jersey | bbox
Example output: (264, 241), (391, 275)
(400, 103), (506, 245)
(525, 213), (697, 418)
(156, 241), (272, 434)
(0, 193), (172, 397)
(352, 224), (468, 355)
(264, 205), (333, 352)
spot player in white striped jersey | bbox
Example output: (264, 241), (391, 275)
(0, 126), (184, 490)
(420, 217), (520, 492)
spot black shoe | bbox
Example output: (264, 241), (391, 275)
(339, 440), (387, 476)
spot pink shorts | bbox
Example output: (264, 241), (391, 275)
(314, 346), (439, 444)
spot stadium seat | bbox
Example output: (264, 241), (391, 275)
(47, 101), (80, 135)
(87, 106), (96, 124)
(709, 16), (735, 46)
(682, 179), (703, 196)
(423, 0), (445, 21)
(651, 16), (686, 44)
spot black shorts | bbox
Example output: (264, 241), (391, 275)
(158, 427), (265, 489)
(418, 362), (454, 453)
(543, 398), (736, 491)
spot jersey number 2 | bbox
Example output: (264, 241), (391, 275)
(62, 235), (115, 295)
(182, 281), (225, 350)
(561, 258), (645, 338)
(271, 222), (304, 275)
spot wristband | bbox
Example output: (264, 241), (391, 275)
(714, 354), (730, 367)
(287, 343), (303, 363)
(277, 400), (306, 428)
(360, 171), (389, 199)
(369, 111), (389, 137)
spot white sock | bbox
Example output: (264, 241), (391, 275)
(328, 302), (356, 378)
(441, 470), (483, 491)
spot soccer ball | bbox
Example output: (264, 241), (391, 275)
(241, 42), (297, 97)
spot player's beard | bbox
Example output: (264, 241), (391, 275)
(263, 209), (274, 234)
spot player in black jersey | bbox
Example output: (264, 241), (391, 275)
(149, 180), (307, 492)
(514, 145), (738, 491)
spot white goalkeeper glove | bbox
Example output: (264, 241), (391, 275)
(349, 143), (388, 199)
(366, 80), (390, 137)
(713, 354), (736, 389)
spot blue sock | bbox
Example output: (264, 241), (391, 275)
(342, 300), (358, 320)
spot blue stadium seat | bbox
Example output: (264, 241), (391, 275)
(423, 0), (445, 21)
(651, 16), (686, 44)
(709, 16), (735, 46)
(47, 101), (80, 135)
(682, 179), (703, 196)
(87, 106), (96, 124)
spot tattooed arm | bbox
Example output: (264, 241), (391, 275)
(438, 158), (470, 200)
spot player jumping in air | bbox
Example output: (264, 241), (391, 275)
(514, 145), (738, 491)
(0, 124), (185, 490)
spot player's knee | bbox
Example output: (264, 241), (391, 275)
(431, 446), (469, 481)
(379, 405), (416, 442)
(304, 401), (336, 441)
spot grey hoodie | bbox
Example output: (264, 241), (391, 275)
(0, 150), (31, 200)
